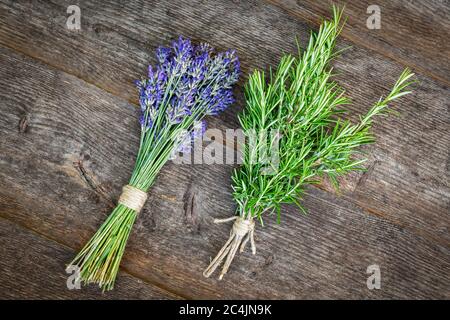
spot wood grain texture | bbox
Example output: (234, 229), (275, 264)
(0, 0), (448, 248)
(0, 217), (179, 299)
(0, 47), (449, 299)
(268, 0), (450, 85)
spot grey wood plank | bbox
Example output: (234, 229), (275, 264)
(0, 0), (448, 247)
(0, 217), (180, 299)
(268, 0), (450, 85)
(0, 47), (448, 298)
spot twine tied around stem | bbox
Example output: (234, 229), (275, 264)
(203, 216), (256, 280)
(118, 185), (148, 213)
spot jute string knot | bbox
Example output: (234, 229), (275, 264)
(203, 216), (256, 280)
(232, 217), (255, 237)
(118, 185), (148, 213)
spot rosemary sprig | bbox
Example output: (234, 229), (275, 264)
(204, 6), (414, 279)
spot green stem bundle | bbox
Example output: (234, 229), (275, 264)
(71, 205), (137, 291)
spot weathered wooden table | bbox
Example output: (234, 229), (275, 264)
(0, 0), (449, 299)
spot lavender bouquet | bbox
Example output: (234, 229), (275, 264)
(70, 37), (240, 291)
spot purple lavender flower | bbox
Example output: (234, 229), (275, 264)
(156, 46), (171, 65)
(134, 36), (240, 150)
(173, 120), (207, 156)
(174, 130), (192, 155)
(167, 95), (191, 124)
(135, 65), (166, 129)
(192, 120), (207, 138)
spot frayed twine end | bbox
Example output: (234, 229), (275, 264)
(203, 216), (256, 279)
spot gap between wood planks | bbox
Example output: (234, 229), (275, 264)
(1, 37), (445, 249)
(0, 214), (188, 299)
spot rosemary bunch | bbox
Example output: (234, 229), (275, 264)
(70, 37), (240, 291)
(204, 7), (414, 279)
